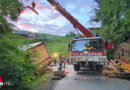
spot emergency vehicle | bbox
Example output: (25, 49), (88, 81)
(47, 0), (110, 71)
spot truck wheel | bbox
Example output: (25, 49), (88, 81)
(74, 64), (80, 71)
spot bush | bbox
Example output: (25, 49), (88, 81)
(0, 33), (38, 90)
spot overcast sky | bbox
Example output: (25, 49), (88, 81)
(14, 0), (99, 36)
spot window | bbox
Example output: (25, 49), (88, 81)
(72, 39), (103, 51)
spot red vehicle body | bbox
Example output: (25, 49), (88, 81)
(47, 0), (107, 71)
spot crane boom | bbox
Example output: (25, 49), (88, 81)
(47, 0), (93, 37)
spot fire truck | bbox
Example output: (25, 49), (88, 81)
(47, 0), (108, 71)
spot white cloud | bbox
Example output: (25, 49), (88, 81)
(46, 16), (67, 27)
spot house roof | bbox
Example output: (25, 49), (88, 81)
(13, 30), (36, 36)
(13, 30), (29, 35)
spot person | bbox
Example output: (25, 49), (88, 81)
(84, 42), (93, 50)
(58, 56), (64, 70)
(53, 58), (56, 64)
(63, 57), (66, 68)
(66, 58), (70, 64)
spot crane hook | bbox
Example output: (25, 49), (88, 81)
(32, 2), (36, 8)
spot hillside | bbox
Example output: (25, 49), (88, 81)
(30, 33), (75, 58)
(37, 33), (62, 38)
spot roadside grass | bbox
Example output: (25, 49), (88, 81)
(29, 73), (52, 90)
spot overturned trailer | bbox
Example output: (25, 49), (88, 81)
(20, 42), (52, 71)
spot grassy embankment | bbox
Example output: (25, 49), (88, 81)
(30, 33), (75, 59)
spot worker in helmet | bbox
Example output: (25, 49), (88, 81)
(84, 42), (93, 50)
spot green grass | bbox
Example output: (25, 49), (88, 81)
(44, 37), (74, 57)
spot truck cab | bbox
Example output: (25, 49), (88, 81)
(70, 37), (106, 71)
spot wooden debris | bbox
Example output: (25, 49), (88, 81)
(102, 69), (117, 78)
(51, 70), (67, 79)
(53, 70), (66, 76)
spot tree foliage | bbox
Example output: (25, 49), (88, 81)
(0, 34), (38, 90)
(93, 0), (130, 45)
(65, 31), (76, 37)
(0, 0), (43, 89)
(0, 0), (24, 33)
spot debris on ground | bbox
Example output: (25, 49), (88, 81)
(104, 39), (130, 79)
(51, 69), (68, 80)
(103, 68), (117, 78)
(103, 66), (130, 79)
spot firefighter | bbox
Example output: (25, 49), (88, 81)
(66, 58), (70, 64)
(58, 56), (64, 70)
(63, 57), (66, 68)
(84, 42), (93, 50)
(53, 58), (57, 64)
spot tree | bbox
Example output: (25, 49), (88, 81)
(0, 34), (38, 90)
(0, 0), (24, 33)
(66, 31), (76, 37)
(0, 1), (39, 89)
(93, 0), (130, 45)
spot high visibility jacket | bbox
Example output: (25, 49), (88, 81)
(84, 46), (92, 50)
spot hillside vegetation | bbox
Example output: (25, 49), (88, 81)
(30, 33), (75, 58)
(0, 1), (52, 89)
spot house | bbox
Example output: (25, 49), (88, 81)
(88, 27), (100, 36)
(13, 30), (36, 40)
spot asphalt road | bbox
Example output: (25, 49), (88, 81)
(51, 65), (130, 90)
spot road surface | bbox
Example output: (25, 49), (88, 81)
(49, 65), (130, 90)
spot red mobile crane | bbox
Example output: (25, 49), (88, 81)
(47, 0), (93, 37)
(47, 0), (107, 71)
